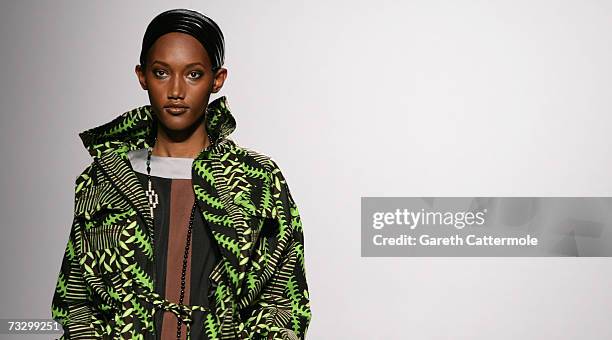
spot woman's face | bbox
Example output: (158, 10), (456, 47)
(135, 32), (227, 132)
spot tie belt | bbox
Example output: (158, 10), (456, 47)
(135, 290), (212, 340)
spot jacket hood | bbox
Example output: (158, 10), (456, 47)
(78, 96), (236, 159)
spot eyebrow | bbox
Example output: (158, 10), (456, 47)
(151, 60), (206, 68)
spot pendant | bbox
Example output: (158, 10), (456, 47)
(146, 179), (159, 218)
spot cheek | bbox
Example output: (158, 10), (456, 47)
(187, 82), (213, 104)
(146, 83), (166, 105)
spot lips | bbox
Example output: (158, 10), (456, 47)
(164, 107), (189, 115)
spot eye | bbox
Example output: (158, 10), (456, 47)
(188, 71), (203, 80)
(153, 69), (168, 78)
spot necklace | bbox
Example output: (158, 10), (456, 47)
(145, 134), (214, 219)
(146, 133), (214, 340)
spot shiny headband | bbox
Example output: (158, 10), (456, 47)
(139, 8), (225, 70)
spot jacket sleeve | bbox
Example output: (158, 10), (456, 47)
(51, 169), (103, 339)
(241, 161), (312, 340)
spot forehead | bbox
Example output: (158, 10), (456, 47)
(147, 32), (211, 66)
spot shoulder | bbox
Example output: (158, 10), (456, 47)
(223, 143), (298, 219)
(70, 162), (103, 219)
(220, 141), (295, 195)
(72, 160), (110, 199)
(73, 162), (97, 194)
(224, 141), (284, 177)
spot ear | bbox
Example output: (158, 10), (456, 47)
(135, 64), (148, 90)
(211, 67), (228, 93)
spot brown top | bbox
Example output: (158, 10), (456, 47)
(162, 179), (194, 339)
(128, 148), (220, 340)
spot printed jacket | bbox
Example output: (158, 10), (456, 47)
(51, 96), (311, 339)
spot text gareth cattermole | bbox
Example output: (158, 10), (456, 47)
(372, 208), (487, 230)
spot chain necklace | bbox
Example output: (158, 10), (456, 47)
(146, 133), (214, 340)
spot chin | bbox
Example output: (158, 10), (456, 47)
(158, 115), (196, 131)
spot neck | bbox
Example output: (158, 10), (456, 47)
(152, 122), (211, 158)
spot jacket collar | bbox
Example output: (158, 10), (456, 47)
(78, 95), (236, 160)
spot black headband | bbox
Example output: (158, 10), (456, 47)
(139, 8), (225, 70)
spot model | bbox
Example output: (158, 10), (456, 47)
(51, 8), (311, 340)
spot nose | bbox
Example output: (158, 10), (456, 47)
(168, 74), (186, 99)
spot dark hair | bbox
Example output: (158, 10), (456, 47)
(139, 8), (225, 71)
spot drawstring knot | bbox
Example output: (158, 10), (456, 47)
(136, 290), (210, 340)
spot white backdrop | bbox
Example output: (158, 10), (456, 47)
(1, 1), (612, 339)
